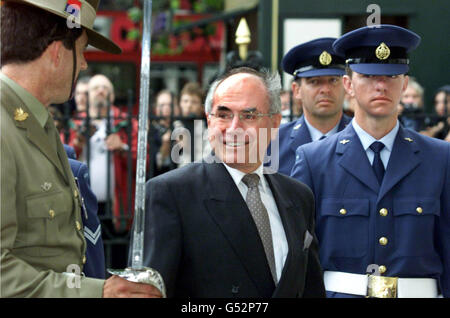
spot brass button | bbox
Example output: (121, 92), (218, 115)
(339, 208), (347, 215)
(82, 256), (86, 264)
(49, 209), (55, 219)
(76, 221), (81, 231)
(379, 208), (388, 216)
(379, 237), (388, 246)
(416, 207), (423, 214)
(74, 190), (79, 198)
(379, 265), (387, 274)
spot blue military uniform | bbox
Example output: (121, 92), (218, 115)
(63, 144), (77, 160)
(67, 156), (106, 279)
(291, 25), (449, 298)
(274, 115), (350, 175)
(269, 38), (350, 175)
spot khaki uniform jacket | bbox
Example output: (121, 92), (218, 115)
(1, 75), (104, 297)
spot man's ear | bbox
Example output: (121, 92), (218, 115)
(46, 40), (63, 68)
(291, 79), (302, 100)
(343, 75), (354, 97)
(402, 75), (409, 94)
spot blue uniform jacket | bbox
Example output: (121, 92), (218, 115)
(269, 114), (350, 176)
(68, 158), (106, 279)
(291, 123), (450, 297)
(63, 144), (77, 160)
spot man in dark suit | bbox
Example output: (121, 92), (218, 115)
(138, 67), (325, 298)
(291, 25), (449, 298)
(269, 38), (351, 175)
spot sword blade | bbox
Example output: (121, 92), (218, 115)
(131, 0), (153, 269)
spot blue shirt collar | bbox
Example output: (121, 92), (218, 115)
(304, 116), (340, 141)
(351, 118), (399, 152)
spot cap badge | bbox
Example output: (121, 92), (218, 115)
(14, 108), (29, 122)
(65, 0), (82, 16)
(319, 51), (332, 66)
(375, 42), (390, 60)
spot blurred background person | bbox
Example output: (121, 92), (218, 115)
(74, 76), (91, 116)
(73, 74), (138, 270)
(178, 81), (210, 166)
(280, 89), (292, 124)
(421, 85), (450, 141)
(150, 89), (183, 176)
(398, 77), (426, 131)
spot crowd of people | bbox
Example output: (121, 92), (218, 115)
(1, 0), (449, 299)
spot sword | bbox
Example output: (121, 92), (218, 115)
(107, 0), (166, 297)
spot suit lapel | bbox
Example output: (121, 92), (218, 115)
(337, 125), (380, 193)
(264, 173), (303, 297)
(1, 81), (68, 183)
(378, 127), (421, 202)
(289, 116), (312, 154)
(203, 161), (275, 295)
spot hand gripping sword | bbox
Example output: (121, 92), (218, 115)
(107, 0), (166, 297)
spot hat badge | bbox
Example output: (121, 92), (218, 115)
(375, 42), (391, 60)
(319, 51), (332, 66)
(14, 108), (29, 122)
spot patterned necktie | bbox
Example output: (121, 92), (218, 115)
(369, 141), (385, 185)
(242, 173), (277, 283)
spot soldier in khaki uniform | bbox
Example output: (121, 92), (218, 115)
(0, 0), (161, 298)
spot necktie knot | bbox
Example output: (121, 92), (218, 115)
(242, 173), (260, 189)
(370, 141), (385, 154)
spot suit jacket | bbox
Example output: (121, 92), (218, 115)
(291, 123), (450, 297)
(0, 77), (104, 297)
(68, 159), (105, 279)
(269, 114), (350, 176)
(138, 159), (325, 298)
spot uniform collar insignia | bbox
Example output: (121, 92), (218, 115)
(339, 139), (351, 144)
(14, 108), (29, 122)
(404, 137), (414, 142)
(294, 123), (302, 130)
(41, 182), (52, 192)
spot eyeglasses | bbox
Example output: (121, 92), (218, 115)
(209, 110), (276, 123)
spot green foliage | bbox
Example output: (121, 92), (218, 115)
(128, 7), (142, 23)
(126, 0), (224, 56)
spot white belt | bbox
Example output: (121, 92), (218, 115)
(324, 271), (440, 298)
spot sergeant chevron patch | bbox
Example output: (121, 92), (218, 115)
(84, 225), (102, 245)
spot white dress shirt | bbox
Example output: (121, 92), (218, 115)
(81, 119), (115, 202)
(222, 163), (289, 282)
(352, 119), (400, 169)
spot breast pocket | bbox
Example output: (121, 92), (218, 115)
(393, 198), (440, 257)
(25, 190), (72, 257)
(318, 198), (369, 258)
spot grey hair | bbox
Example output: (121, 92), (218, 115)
(204, 67), (282, 114)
